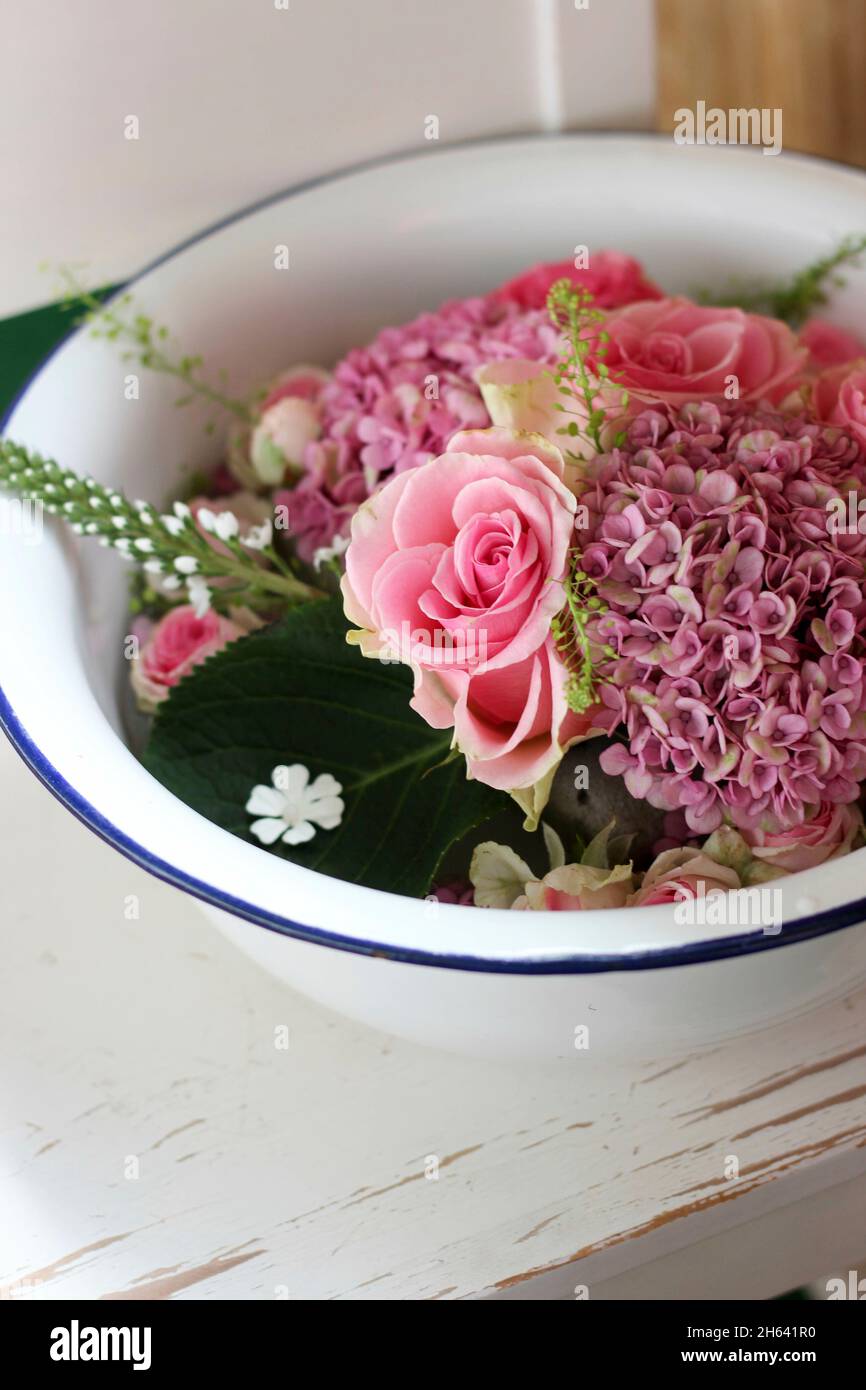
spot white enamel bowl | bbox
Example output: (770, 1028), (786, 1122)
(4, 135), (866, 1060)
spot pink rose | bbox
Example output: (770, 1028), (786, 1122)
(260, 365), (331, 412)
(228, 365), (330, 490)
(251, 399), (322, 485)
(812, 358), (866, 448)
(598, 298), (807, 408)
(341, 426), (600, 803)
(799, 319), (866, 370)
(492, 251), (662, 311)
(629, 847), (741, 906)
(130, 605), (250, 712)
(740, 801), (862, 873)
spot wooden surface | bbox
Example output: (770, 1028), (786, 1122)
(1, 732), (865, 1301)
(656, 0), (866, 169)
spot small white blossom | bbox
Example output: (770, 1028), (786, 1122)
(186, 574), (211, 617)
(243, 519), (273, 551)
(134, 538), (154, 553)
(161, 514), (185, 536)
(143, 559), (163, 574)
(213, 511), (240, 543)
(246, 764), (344, 847)
(312, 533), (350, 571)
(174, 555), (198, 574)
(192, 507), (247, 541)
(161, 574), (182, 591)
(173, 500), (192, 521)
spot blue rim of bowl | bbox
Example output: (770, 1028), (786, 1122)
(2, 131), (866, 975)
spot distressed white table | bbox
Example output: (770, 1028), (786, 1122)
(1, 734), (864, 1302)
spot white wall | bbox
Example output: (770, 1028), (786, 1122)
(0, 0), (655, 315)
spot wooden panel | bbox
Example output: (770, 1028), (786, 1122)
(656, 0), (866, 168)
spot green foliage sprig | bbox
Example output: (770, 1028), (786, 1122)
(0, 439), (322, 613)
(53, 265), (257, 428)
(695, 234), (866, 326)
(547, 278), (629, 458)
(550, 557), (615, 716)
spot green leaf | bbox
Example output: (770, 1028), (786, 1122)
(142, 595), (504, 897)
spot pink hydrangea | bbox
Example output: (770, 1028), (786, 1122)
(288, 296), (561, 560)
(579, 401), (866, 834)
(431, 879), (475, 906)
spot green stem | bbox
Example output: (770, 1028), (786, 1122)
(0, 438), (324, 611)
(55, 267), (256, 424)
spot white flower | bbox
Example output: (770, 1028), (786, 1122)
(186, 574), (212, 617)
(246, 764), (344, 847)
(174, 555), (198, 574)
(213, 511), (240, 543)
(243, 519), (273, 551)
(312, 533), (350, 571)
(161, 514), (185, 537)
(197, 507), (240, 543)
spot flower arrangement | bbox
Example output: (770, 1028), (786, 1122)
(4, 239), (866, 913)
